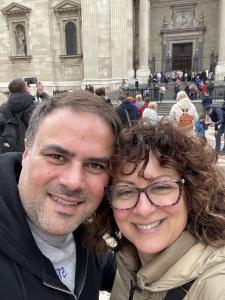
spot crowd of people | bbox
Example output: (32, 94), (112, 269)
(127, 69), (215, 103)
(0, 77), (225, 300)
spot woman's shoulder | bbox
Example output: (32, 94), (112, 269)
(186, 245), (225, 299)
(186, 274), (225, 299)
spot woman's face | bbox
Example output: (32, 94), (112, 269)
(112, 152), (188, 265)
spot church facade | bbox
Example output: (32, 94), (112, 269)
(0, 0), (224, 93)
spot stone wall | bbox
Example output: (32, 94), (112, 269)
(0, 0), (222, 93)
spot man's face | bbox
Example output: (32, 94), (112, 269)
(18, 108), (114, 236)
(206, 108), (212, 116)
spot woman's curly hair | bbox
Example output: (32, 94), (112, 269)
(81, 120), (225, 254)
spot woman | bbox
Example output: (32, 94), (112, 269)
(142, 101), (158, 125)
(169, 90), (198, 130)
(92, 120), (225, 300)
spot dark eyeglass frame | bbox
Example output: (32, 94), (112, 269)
(106, 179), (185, 210)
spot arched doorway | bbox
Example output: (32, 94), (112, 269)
(172, 43), (192, 70)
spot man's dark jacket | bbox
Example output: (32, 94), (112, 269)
(0, 153), (116, 300)
(0, 92), (36, 152)
(1, 92), (36, 127)
(202, 95), (212, 109)
(208, 106), (225, 130)
(116, 100), (138, 127)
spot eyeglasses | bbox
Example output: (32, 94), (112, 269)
(106, 179), (185, 210)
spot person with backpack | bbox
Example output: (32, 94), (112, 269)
(116, 95), (138, 128)
(0, 78), (47, 153)
(169, 91), (198, 130)
(98, 121), (225, 300)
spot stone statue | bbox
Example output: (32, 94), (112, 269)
(15, 26), (26, 55)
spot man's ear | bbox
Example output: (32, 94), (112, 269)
(22, 146), (29, 160)
(24, 81), (30, 93)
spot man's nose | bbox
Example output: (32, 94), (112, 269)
(59, 162), (86, 191)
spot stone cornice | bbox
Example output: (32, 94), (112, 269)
(170, 1), (197, 8)
(161, 25), (206, 34)
(59, 54), (83, 61)
(53, 0), (81, 15)
(9, 55), (32, 63)
(1, 2), (31, 17)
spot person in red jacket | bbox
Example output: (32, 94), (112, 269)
(138, 96), (151, 118)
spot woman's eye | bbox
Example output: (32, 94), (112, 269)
(151, 184), (173, 193)
(115, 188), (136, 198)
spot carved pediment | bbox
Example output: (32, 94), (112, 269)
(1, 2), (31, 17)
(53, 0), (81, 15)
(161, 1), (205, 33)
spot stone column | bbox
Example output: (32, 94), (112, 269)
(96, 0), (112, 80)
(127, 0), (134, 81)
(111, 0), (127, 82)
(81, 0), (112, 87)
(81, 0), (98, 83)
(215, 0), (225, 80)
(136, 0), (150, 83)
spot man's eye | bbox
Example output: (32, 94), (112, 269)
(86, 162), (107, 172)
(47, 154), (65, 162)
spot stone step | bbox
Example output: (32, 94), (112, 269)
(157, 99), (224, 116)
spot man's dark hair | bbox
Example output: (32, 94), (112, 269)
(118, 95), (126, 102)
(95, 87), (105, 97)
(26, 89), (121, 148)
(8, 78), (26, 93)
(204, 105), (212, 112)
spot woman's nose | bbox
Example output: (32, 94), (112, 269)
(132, 191), (156, 216)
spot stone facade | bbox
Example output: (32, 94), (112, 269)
(0, 0), (222, 94)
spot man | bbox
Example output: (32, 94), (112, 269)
(1, 78), (36, 127)
(205, 105), (225, 155)
(116, 95), (138, 127)
(135, 78), (139, 90)
(0, 78), (48, 152)
(95, 87), (113, 106)
(0, 90), (121, 299)
(202, 92), (212, 110)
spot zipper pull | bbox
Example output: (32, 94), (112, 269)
(129, 280), (143, 300)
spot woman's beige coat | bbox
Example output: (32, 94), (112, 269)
(169, 97), (198, 124)
(110, 232), (225, 300)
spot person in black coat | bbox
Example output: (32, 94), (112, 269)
(0, 90), (121, 299)
(116, 96), (139, 127)
(0, 78), (49, 152)
(205, 105), (225, 154)
(202, 92), (213, 110)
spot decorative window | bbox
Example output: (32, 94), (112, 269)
(53, 0), (82, 58)
(65, 21), (77, 55)
(1, 2), (32, 61)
